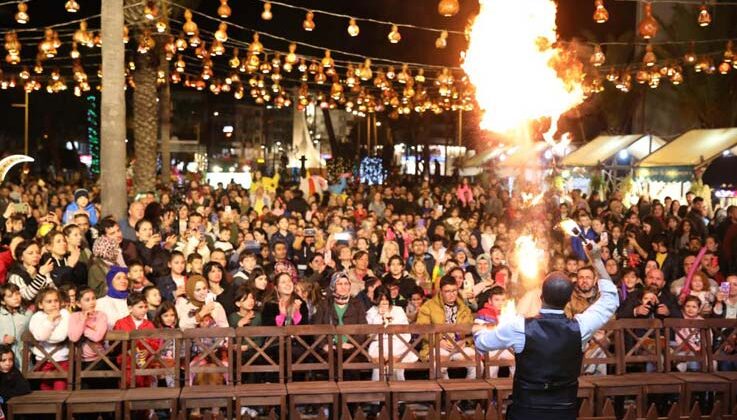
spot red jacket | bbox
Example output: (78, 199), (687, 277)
(0, 249), (13, 285)
(113, 315), (159, 387)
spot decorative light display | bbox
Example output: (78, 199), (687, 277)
(87, 94), (100, 174)
(359, 156), (386, 185)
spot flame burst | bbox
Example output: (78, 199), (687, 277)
(462, 0), (585, 135)
(514, 235), (544, 279)
(497, 299), (518, 325)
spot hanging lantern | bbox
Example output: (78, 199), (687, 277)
(218, 0), (231, 19)
(65, 0), (80, 13)
(388, 25), (401, 44)
(215, 22), (228, 42)
(261, 2), (272, 21)
(74, 20), (93, 47)
(229, 48), (240, 68)
(397, 64), (411, 84)
(175, 34), (187, 51)
(593, 0), (608, 23)
(347, 18), (360, 37)
(164, 37), (176, 60)
(189, 31), (201, 47)
(175, 55), (186, 73)
(19, 67), (30, 80)
(359, 59), (373, 80)
(137, 30), (155, 54)
(308, 60), (319, 75)
(195, 41), (208, 59)
(303, 11), (315, 31)
(321, 50), (334, 68)
(415, 68), (426, 83)
(437, 0), (459, 17)
(183, 9), (198, 36)
(642, 44), (656, 67)
(698, 3), (711, 27)
(211, 39), (225, 56)
(435, 31), (448, 49)
(638, 3), (658, 40)
(143, 1), (158, 20)
(315, 68), (327, 84)
(156, 19), (167, 33)
(718, 61), (731, 74)
(34, 60), (43, 74)
(684, 42), (697, 65)
(590, 44), (606, 67)
(724, 41), (734, 63)
(70, 42), (80, 59)
(285, 43), (298, 66)
(122, 26), (129, 44)
(386, 66), (396, 80)
(40, 28), (58, 58)
(15, 2), (29, 24)
(247, 54), (260, 73)
(248, 33), (263, 55)
(670, 67), (683, 85)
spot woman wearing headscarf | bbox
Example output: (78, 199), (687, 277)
(88, 236), (126, 298)
(96, 266), (130, 329)
(175, 275), (229, 388)
(313, 271), (367, 332)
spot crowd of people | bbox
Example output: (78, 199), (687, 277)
(0, 169), (736, 412)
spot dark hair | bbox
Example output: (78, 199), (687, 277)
(186, 252), (202, 263)
(14, 239), (39, 261)
(0, 344), (14, 359)
(477, 285), (506, 306)
(203, 261), (225, 280)
(372, 285), (393, 305)
(363, 276), (381, 293)
(134, 219), (152, 232)
(0, 283), (21, 310)
(42, 230), (64, 247)
(541, 272), (574, 309)
(98, 216), (119, 236)
(439, 275), (457, 289)
(408, 286), (425, 298)
(170, 250), (185, 261)
(577, 265), (596, 278)
(683, 295), (702, 308)
(58, 283), (78, 305)
(127, 291), (146, 307)
(142, 285), (158, 300)
(127, 259), (144, 269)
(153, 301), (178, 328)
(233, 286), (255, 306)
(388, 255), (404, 267)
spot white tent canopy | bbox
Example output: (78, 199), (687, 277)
(561, 134), (665, 167)
(638, 128), (737, 168)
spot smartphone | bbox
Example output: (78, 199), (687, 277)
(244, 240), (261, 251)
(335, 232), (351, 242)
(600, 231), (608, 245)
(225, 205), (232, 213)
(304, 228), (316, 237)
(720, 282), (731, 294)
(205, 294), (215, 304)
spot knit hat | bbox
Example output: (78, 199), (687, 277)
(74, 188), (89, 202)
(105, 265), (129, 299)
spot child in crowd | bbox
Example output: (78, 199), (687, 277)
(677, 296), (703, 372)
(229, 287), (261, 328)
(68, 288), (108, 387)
(214, 225), (234, 255)
(128, 261), (151, 293)
(233, 252), (257, 287)
(474, 286), (507, 326)
(684, 271), (715, 316)
(113, 292), (158, 388)
(0, 284), (31, 370)
(28, 287), (70, 390)
(58, 283), (79, 312)
(156, 251), (187, 303)
(153, 301), (179, 388)
(0, 345), (31, 414)
(143, 286), (161, 321)
(405, 286), (425, 324)
(187, 253), (204, 276)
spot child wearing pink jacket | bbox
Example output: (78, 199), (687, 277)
(68, 288), (108, 363)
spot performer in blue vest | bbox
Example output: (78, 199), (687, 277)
(473, 243), (618, 420)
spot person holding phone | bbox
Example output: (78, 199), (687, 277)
(713, 275), (737, 319)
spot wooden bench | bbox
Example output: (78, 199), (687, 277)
(335, 324), (391, 411)
(234, 326), (287, 420)
(7, 331), (74, 420)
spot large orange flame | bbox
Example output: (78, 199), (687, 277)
(462, 0), (585, 136)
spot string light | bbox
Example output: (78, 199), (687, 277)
(248, 33), (263, 55)
(590, 44), (606, 66)
(214, 22), (228, 42)
(303, 11), (315, 31)
(65, 0), (80, 13)
(347, 18), (360, 37)
(15, 2), (29, 24)
(642, 44), (656, 66)
(143, 1), (158, 21)
(638, 3), (658, 40)
(435, 30), (448, 49)
(388, 25), (401, 44)
(261, 2), (273, 21)
(593, 0), (609, 23)
(217, 0), (231, 19)
(437, 0), (460, 17)
(183, 9), (198, 35)
(698, 2), (711, 27)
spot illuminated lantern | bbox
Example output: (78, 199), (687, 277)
(593, 0), (608, 23)
(638, 3), (658, 40)
(388, 25), (401, 44)
(437, 0), (459, 17)
(303, 11), (315, 31)
(217, 0), (231, 19)
(261, 2), (272, 20)
(347, 18), (360, 37)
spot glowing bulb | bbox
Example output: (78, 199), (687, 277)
(15, 2), (29, 24)
(217, 0), (231, 19)
(593, 0), (608, 23)
(347, 18), (360, 37)
(303, 11), (315, 31)
(261, 2), (272, 20)
(698, 3), (711, 27)
(388, 25), (401, 44)
(437, 0), (459, 17)
(65, 0), (80, 13)
(435, 31), (448, 49)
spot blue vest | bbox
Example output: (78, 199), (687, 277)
(512, 311), (582, 411)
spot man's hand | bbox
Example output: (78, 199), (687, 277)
(634, 304), (650, 317)
(656, 304), (670, 317)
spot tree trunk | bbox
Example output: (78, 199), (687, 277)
(101, 0), (127, 219)
(159, 0), (171, 185)
(133, 52), (158, 193)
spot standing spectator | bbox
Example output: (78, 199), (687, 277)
(88, 235), (125, 298)
(0, 345), (31, 413)
(28, 288), (70, 390)
(96, 266), (130, 329)
(0, 284), (31, 370)
(565, 266), (600, 318)
(62, 188), (98, 226)
(119, 201), (145, 242)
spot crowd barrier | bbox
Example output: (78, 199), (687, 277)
(6, 319), (737, 420)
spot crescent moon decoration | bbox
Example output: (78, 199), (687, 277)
(0, 155), (35, 181)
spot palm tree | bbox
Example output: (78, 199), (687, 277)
(101, 0), (128, 219)
(132, 50), (159, 193)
